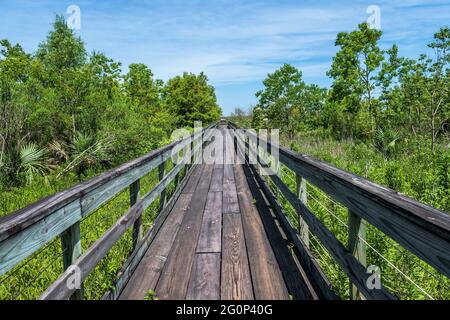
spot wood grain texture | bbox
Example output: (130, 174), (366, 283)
(103, 164), (199, 300)
(197, 192), (222, 253)
(119, 193), (194, 300)
(223, 191), (240, 214)
(155, 165), (214, 300)
(40, 161), (186, 300)
(244, 165), (314, 300)
(0, 200), (82, 277)
(229, 122), (450, 279)
(60, 221), (84, 300)
(210, 167), (223, 192)
(249, 164), (339, 300)
(234, 164), (290, 300)
(186, 253), (221, 300)
(221, 214), (254, 300)
(267, 173), (396, 299)
(223, 164), (240, 214)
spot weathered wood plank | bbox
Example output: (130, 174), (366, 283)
(230, 123), (450, 278)
(348, 211), (366, 300)
(296, 173), (309, 248)
(221, 213), (254, 300)
(186, 253), (221, 300)
(210, 167), (223, 192)
(244, 165), (314, 300)
(118, 193), (193, 300)
(224, 130), (235, 165)
(159, 162), (167, 212)
(103, 164), (199, 300)
(223, 165), (235, 189)
(197, 192), (222, 253)
(40, 160), (186, 300)
(155, 165), (214, 299)
(267, 172), (396, 299)
(234, 164), (290, 300)
(223, 191), (240, 215)
(223, 164), (240, 214)
(248, 164), (339, 300)
(130, 180), (142, 250)
(182, 165), (203, 194)
(0, 200), (81, 277)
(60, 221), (84, 300)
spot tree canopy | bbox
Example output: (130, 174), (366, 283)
(0, 16), (222, 189)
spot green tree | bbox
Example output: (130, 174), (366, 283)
(255, 64), (305, 137)
(36, 15), (86, 71)
(327, 22), (384, 136)
(123, 63), (161, 113)
(163, 72), (221, 127)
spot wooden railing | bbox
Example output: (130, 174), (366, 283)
(0, 124), (215, 300)
(228, 121), (450, 300)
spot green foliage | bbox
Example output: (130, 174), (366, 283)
(144, 290), (159, 300)
(124, 63), (161, 113)
(0, 15), (222, 190)
(0, 14), (223, 300)
(256, 64), (304, 134)
(163, 72), (221, 127)
(373, 126), (402, 159)
(18, 142), (51, 185)
(61, 132), (112, 179)
(36, 15), (86, 71)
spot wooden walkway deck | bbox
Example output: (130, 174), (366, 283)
(2, 122), (448, 301)
(119, 128), (312, 300)
(120, 164), (275, 299)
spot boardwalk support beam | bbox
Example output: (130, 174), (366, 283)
(348, 210), (366, 300)
(296, 173), (309, 248)
(131, 179), (142, 250)
(60, 220), (84, 300)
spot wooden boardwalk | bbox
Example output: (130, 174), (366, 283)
(1, 121), (448, 301)
(119, 127), (311, 300)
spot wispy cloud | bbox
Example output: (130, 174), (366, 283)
(0, 0), (449, 114)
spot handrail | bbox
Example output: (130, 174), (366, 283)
(228, 121), (450, 299)
(0, 123), (216, 280)
(40, 128), (214, 300)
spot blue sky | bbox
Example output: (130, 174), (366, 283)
(1, 0), (449, 115)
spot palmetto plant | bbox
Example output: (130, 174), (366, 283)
(59, 132), (112, 178)
(374, 127), (402, 159)
(18, 142), (52, 184)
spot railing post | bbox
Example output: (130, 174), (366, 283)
(256, 134), (260, 174)
(244, 135), (249, 164)
(159, 162), (167, 212)
(348, 210), (367, 300)
(190, 135), (195, 169)
(60, 221), (84, 300)
(295, 174), (310, 248)
(130, 179), (141, 250)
